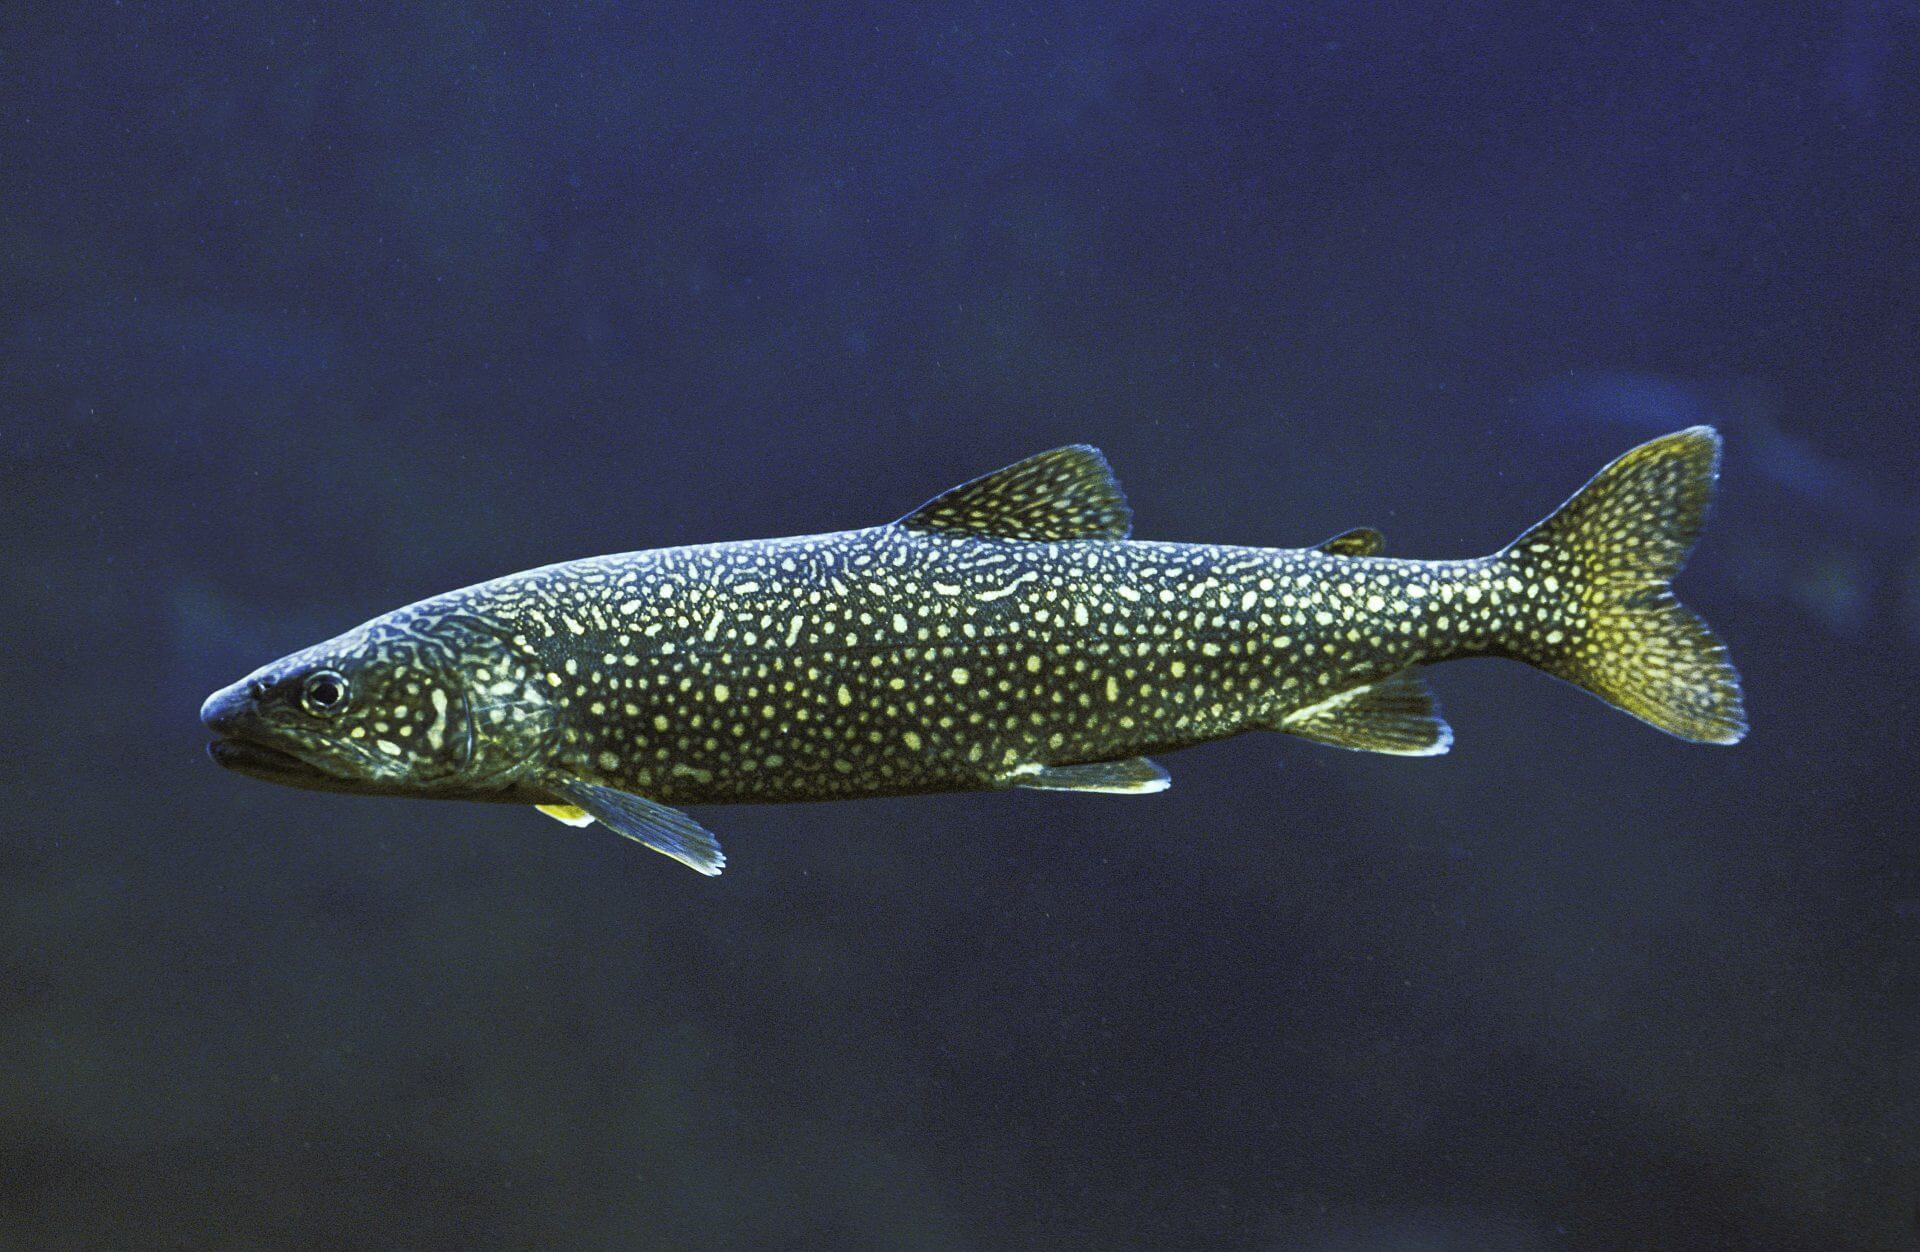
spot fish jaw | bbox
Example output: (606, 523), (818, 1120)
(200, 676), (364, 793)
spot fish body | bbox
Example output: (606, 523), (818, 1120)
(437, 531), (1498, 806)
(203, 430), (1747, 874)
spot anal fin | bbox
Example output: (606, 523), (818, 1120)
(1005, 757), (1171, 794)
(536, 804), (595, 827)
(540, 776), (726, 875)
(1277, 669), (1453, 756)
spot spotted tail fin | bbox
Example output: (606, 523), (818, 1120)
(1497, 426), (1747, 744)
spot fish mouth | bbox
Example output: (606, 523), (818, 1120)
(203, 677), (360, 793)
(207, 736), (314, 775)
(206, 736), (346, 790)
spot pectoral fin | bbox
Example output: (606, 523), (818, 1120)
(1004, 757), (1171, 793)
(539, 776), (726, 875)
(1276, 669), (1453, 756)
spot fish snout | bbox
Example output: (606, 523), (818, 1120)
(200, 679), (257, 736)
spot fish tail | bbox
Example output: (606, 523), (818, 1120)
(1494, 426), (1748, 744)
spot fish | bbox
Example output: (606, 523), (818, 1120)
(201, 426), (1747, 875)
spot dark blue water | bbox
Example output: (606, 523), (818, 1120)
(5, 5), (1916, 1247)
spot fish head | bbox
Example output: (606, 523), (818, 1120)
(201, 608), (552, 796)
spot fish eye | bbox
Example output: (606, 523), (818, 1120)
(302, 671), (349, 715)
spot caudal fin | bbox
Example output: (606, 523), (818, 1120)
(1498, 426), (1747, 744)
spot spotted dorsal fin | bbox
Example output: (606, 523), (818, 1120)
(897, 445), (1132, 541)
(1316, 527), (1385, 556)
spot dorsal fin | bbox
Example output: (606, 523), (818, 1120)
(897, 445), (1131, 542)
(1316, 527), (1385, 557)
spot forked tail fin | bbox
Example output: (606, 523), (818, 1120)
(1497, 426), (1747, 744)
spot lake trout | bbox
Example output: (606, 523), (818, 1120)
(201, 427), (1747, 874)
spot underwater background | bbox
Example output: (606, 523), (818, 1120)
(3, 4), (1917, 1248)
